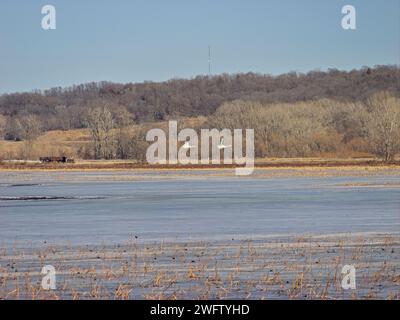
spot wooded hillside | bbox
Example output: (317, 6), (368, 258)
(1, 66), (398, 131)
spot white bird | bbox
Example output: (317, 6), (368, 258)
(182, 141), (197, 149)
(218, 137), (231, 150)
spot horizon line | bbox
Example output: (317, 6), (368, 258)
(1, 63), (399, 96)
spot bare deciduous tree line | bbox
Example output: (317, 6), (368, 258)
(81, 106), (148, 161)
(78, 91), (399, 161)
(0, 91), (399, 161)
(0, 66), (398, 132)
(208, 91), (400, 160)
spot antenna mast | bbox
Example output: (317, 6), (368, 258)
(208, 45), (211, 77)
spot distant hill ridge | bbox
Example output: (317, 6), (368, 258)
(0, 65), (399, 131)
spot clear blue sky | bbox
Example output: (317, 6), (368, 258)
(0, 0), (399, 94)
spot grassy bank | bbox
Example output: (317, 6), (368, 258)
(0, 157), (399, 171)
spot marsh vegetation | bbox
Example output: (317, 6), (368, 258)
(1, 234), (399, 300)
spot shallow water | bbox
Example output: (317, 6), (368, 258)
(0, 171), (399, 248)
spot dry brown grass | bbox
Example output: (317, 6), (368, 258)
(0, 128), (90, 160)
(0, 234), (399, 300)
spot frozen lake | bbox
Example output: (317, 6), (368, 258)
(0, 170), (399, 248)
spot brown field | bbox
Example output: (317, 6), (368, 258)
(0, 129), (91, 160)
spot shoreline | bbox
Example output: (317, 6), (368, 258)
(1, 158), (400, 171)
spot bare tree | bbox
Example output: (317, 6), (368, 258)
(4, 117), (22, 141)
(129, 127), (149, 162)
(86, 107), (115, 159)
(0, 116), (5, 140)
(365, 92), (400, 161)
(20, 115), (41, 140)
(114, 107), (133, 159)
(19, 115), (41, 159)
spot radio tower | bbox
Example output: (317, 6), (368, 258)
(208, 45), (211, 77)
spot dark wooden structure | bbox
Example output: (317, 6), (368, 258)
(39, 156), (74, 163)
